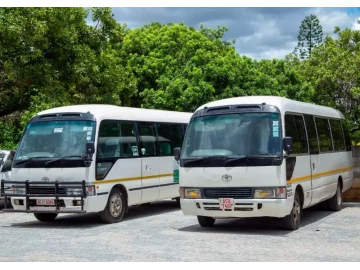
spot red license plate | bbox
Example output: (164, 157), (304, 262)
(219, 198), (234, 210)
(36, 199), (55, 206)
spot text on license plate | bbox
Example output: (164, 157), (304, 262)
(219, 198), (234, 210)
(36, 199), (55, 206)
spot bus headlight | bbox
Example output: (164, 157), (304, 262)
(67, 188), (83, 196)
(12, 186), (26, 195)
(66, 186), (95, 196)
(184, 188), (202, 199)
(254, 187), (286, 199)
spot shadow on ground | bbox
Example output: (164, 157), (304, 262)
(178, 202), (360, 236)
(4, 200), (180, 229)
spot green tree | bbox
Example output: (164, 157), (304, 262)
(301, 27), (360, 141)
(293, 14), (323, 59)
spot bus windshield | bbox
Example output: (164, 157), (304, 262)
(15, 120), (96, 160)
(182, 113), (282, 159)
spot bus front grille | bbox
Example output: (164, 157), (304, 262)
(203, 188), (252, 199)
(28, 186), (67, 195)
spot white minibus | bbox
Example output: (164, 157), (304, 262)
(174, 96), (353, 230)
(1, 105), (191, 223)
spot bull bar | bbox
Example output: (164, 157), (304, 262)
(0, 180), (87, 213)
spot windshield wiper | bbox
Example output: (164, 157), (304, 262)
(44, 155), (84, 167)
(224, 154), (281, 166)
(183, 155), (228, 166)
(14, 156), (50, 165)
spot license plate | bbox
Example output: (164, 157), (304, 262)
(219, 198), (234, 210)
(36, 199), (55, 206)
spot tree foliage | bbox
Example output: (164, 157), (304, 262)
(293, 14), (323, 59)
(1, 8), (360, 147)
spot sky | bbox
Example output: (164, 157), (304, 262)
(104, 7), (360, 60)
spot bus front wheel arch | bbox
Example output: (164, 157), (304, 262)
(282, 190), (302, 230)
(99, 187), (127, 223)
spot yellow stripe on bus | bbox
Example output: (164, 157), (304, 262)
(92, 173), (174, 185)
(287, 166), (353, 184)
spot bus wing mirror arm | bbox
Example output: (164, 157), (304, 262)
(283, 137), (293, 153)
(86, 141), (95, 155)
(174, 147), (181, 161)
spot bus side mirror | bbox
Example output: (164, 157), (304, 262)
(174, 147), (181, 161)
(86, 141), (95, 155)
(1, 159), (12, 172)
(283, 137), (293, 152)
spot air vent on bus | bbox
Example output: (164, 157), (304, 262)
(39, 114), (58, 119)
(234, 105), (262, 112)
(206, 106), (231, 114)
(61, 113), (82, 117)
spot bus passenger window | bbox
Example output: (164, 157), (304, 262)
(285, 114), (308, 154)
(329, 119), (345, 151)
(315, 118), (334, 152)
(138, 123), (157, 156)
(304, 115), (319, 154)
(157, 124), (184, 156)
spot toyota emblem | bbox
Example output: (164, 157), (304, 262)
(222, 174), (232, 182)
(41, 177), (50, 182)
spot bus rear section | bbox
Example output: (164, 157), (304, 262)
(175, 96), (353, 230)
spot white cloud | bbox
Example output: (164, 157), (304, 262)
(353, 18), (360, 30)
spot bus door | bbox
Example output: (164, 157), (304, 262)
(138, 123), (160, 203)
(304, 115), (321, 205)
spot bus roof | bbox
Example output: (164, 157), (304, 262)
(196, 96), (345, 119)
(36, 104), (192, 124)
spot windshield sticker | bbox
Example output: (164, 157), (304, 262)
(86, 136), (91, 141)
(273, 126), (279, 132)
(54, 128), (63, 133)
(273, 131), (279, 137)
(132, 146), (139, 156)
(272, 121), (279, 127)
(87, 127), (93, 131)
(87, 131), (92, 136)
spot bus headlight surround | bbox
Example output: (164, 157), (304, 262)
(184, 188), (202, 199)
(253, 187), (287, 199)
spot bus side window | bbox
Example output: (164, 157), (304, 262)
(138, 122), (157, 156)
(315, 118), (334, 152)
(304, 115), (319, 154)
(341, 120), (352, 151)
(156, 123), (184, 156)
(329, 119), (345, 151)
(284, 114), (308, 155)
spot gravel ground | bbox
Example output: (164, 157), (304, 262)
(0, 201), (359, 262)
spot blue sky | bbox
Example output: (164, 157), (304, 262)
(90, 7), (360, 60)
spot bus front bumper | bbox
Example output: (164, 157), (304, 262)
(180, 198), (293, 218)
(0, 180), (108, 213)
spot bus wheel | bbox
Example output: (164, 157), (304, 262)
(100, 188), (126, 223)
(197, 216), (215, 227)
(327, 182), (342, 211)
(282, 191), (301, 230)
(34, 213), (58, 222)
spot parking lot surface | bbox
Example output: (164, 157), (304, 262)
(0, 201), (359, 262)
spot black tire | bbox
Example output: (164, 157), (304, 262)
(34, 213), (58, 222)
(327, 182), (342, 211)
(282, 191), (301, 230)
(197, 216), (215, 227)
(100, 188), (126, 223)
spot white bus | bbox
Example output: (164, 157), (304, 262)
(1, 105), (192, 223)
(174, 96), (353, 230)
